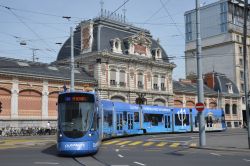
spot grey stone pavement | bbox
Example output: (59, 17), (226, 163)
(0, 128), (250, 152)
(192, 128), (250, 152)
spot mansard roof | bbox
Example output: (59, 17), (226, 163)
(173, 80), (218, 96)
(208, 72), (240, 95)
(57, 17), (169, 62)
(0, 57), (95, 83)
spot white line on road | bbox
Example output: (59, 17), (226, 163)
(34, 162), (59, 165)
(133, 161), (145, 166)
(210, 153), (221, 156)
(118, 154), (124, 158)
(243, 159), (250, 162)
(111, 165), (129, 166)
(115, 149), (120, 152)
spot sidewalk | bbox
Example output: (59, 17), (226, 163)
(0, 135), (56, 149)
(191, 128), (250, 152)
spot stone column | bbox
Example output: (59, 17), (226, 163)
(42, 81), (49, 120)
(11, 78), (19, 119)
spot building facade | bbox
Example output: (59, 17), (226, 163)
(174, 72), (242, 128)
(184, 0), (249, 123)
(56, 15), (176, 106)
(0, 57), (96, 128)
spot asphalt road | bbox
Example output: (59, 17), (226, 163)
(0, 129), (249, 166)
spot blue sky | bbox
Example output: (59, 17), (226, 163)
(0, 0), (217, 80)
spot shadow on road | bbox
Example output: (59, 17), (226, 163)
(41, 144), (58, 156)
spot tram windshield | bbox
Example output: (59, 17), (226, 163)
(58, 93), (95, 138)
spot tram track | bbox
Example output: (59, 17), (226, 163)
(73, 155), (109, 166)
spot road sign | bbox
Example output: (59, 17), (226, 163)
(195, 102), (205, 112)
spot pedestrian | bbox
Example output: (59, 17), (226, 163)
(46, 121), (51, 135)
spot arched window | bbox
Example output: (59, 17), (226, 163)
(209, 102), (217, 109)
(119, 70), (126, 87)
(232, 104), (237, 115)
(137, 73), (143, 89)
(186, 101), (195, 108)
(225, 104), (230, 114)
(154, 99), (166, 106)
(153, 75), (158, 90)
(111, 96), (125, 102)
(174, 100), (183, 108)
(110, 69), (117, 86)
(161, 76), (165, 91)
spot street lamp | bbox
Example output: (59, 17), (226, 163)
(136, 92), (146, 105)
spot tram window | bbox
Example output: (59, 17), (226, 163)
(123, 111), (127, 123)
(144, 114), (163, 126)
(104, 111), (112, 126)
(175, 114), (190, 126)
(134, 112), (139, 122)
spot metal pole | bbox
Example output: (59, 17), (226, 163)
(243, 0), (250, 149)
(196, 0), (206, 147)
(70, 27), (75, 91)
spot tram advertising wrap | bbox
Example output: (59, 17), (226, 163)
(57, 91), (226, 156)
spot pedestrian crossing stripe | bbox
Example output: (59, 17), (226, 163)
(156, 142), (168, 147)
(170, 143), (180, 148)
(128, 141), (143, 146)
(103, 140), (186, 148)
(116, 141), (132, 145)
(143, 142), (154, 146)
(189, 143), (197, 147)
(103, 140), (120, 145)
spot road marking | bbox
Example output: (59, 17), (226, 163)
(243, 159), (250, 162)
(189, 143), (197, 147)
(115, 149), (119, 152)
(120, 145), (125, 147)
(133, 161), (145, 166)
(103, 140), (120, 145)
(170, 143), (180, 148)
(34, 162), (59, 165)
(128, 141), (143, 146)
(118, 154), (124, 158)
(156, 142), (168, 147)
(210, 153), (221, 156)
(116, 141), (132, 145)
(143, 142), (154, 146)
(111, 165), (129, 166)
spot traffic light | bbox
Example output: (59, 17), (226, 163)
(0, 102), (2, 113)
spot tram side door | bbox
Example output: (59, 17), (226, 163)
(116, 112), (123, 131)
(164, 114), (172, 131)
(127, 113), (134, 130)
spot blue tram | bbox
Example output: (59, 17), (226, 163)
(57, 92), (101, 155)
(57, 91), (226, 156)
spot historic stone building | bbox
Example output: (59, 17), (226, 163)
(174, 72), (242, 128)
(56, 15), (176, 106)
(0, 57), (96, 128)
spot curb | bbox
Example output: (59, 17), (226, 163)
(189, 146), (250, 152)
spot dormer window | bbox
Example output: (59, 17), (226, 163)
(152, 48), (162, 60)
(110, 38), (122, 53)
(226, 83), (233, 94)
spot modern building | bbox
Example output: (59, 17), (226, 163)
(56, 12), (176, 106)
(184, 0), (249, 123)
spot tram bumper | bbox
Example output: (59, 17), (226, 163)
(57, 141), (99, 155)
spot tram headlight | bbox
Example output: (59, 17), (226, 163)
(59, 133), (63, 137)
(88, 133), (92, 137)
